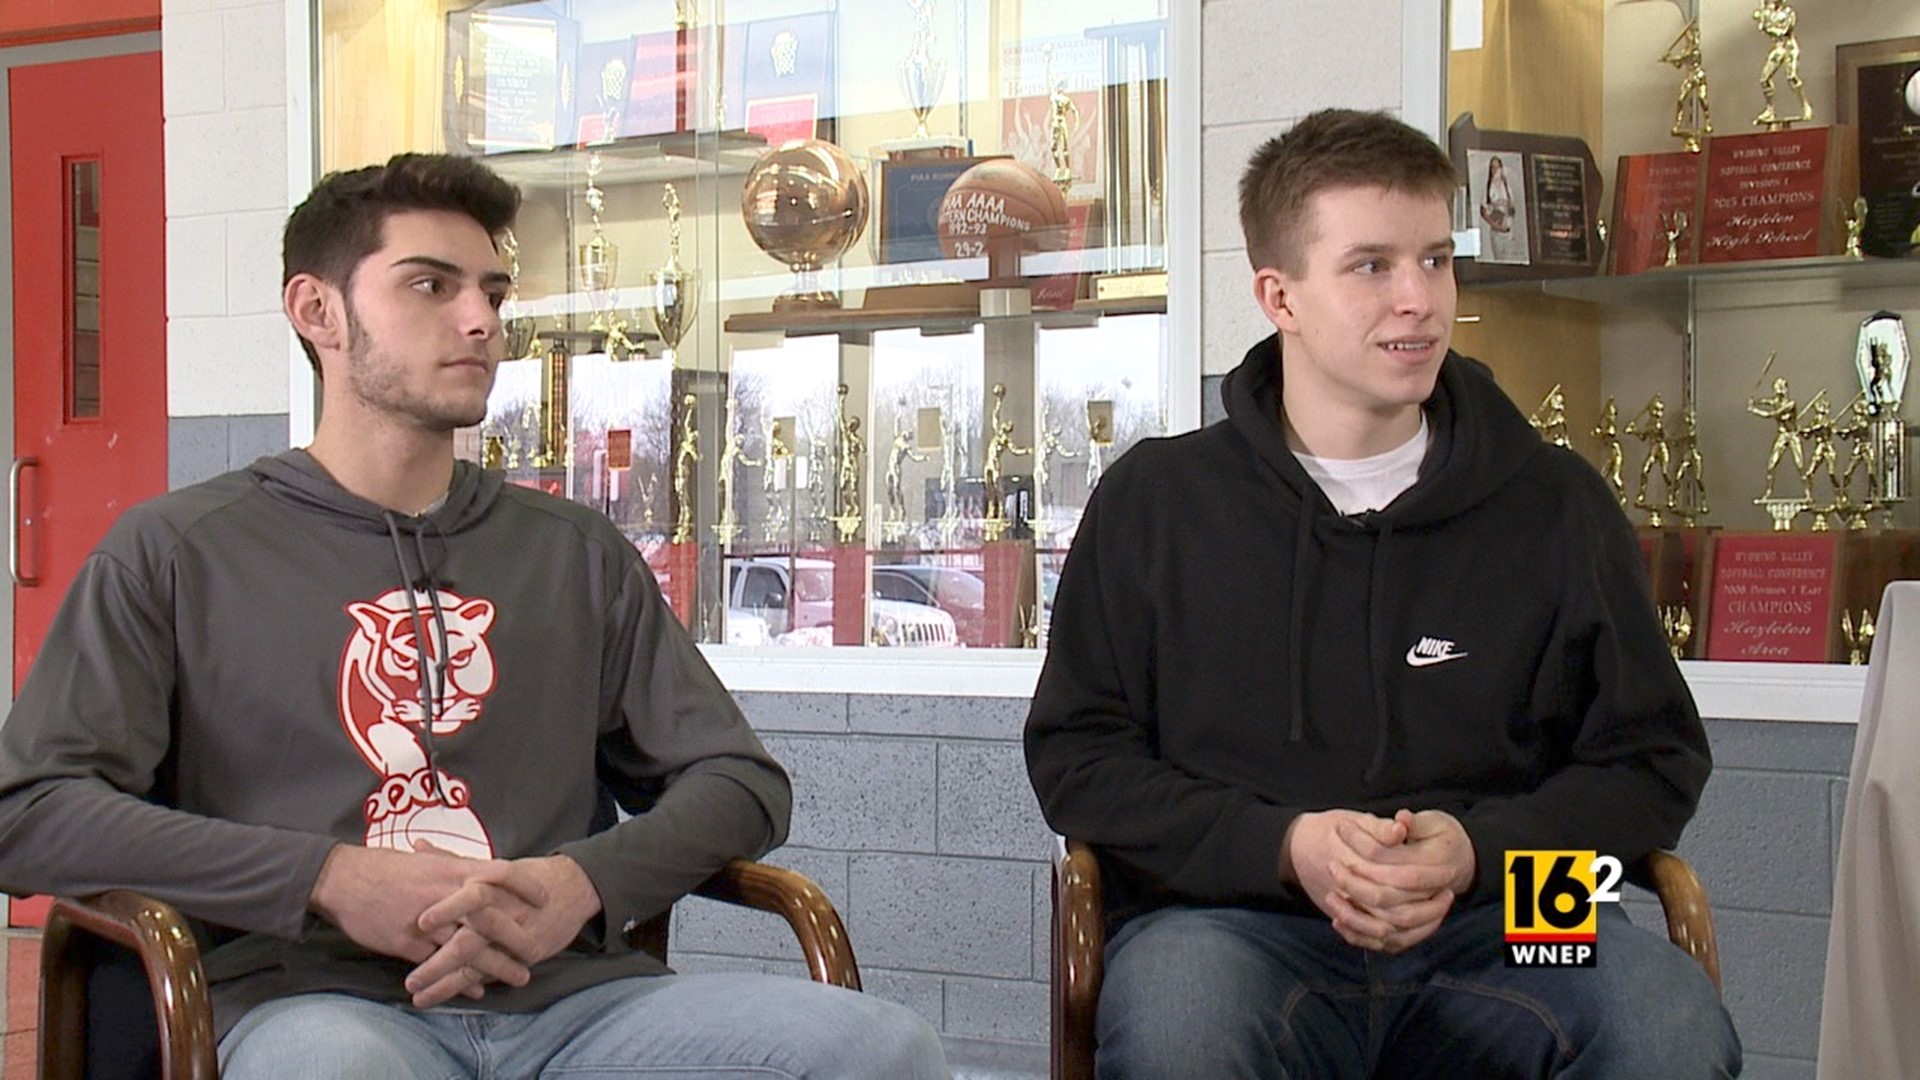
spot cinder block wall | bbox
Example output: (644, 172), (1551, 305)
(676, 697), (1851, 1078)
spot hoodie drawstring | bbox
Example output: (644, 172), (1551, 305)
(383, 511), (450, 804)
(1286, 494), (1318, 743)
(1363, 522), (1396, 784)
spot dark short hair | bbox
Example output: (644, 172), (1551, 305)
(282, 153), (521, 371)
(1238, 109), (1457, 274)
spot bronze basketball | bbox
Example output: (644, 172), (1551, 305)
(936, 158), (1069, 267)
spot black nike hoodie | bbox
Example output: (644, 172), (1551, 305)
(1025, 336), (1711, 923)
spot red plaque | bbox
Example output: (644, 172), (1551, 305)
(1697, 128), (1857, 264)
(1610, 152), (1702, 274)
(827, 545), (870, 648)
(1701, 532), (1843, 662)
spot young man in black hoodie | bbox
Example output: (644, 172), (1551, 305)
(1025, 109), (1741, 1077)
(0, 155), (945, 1078)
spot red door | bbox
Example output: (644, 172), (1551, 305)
(10, 51), (166, 689)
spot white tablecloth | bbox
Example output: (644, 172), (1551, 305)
(1818, 581), (1920, 1079)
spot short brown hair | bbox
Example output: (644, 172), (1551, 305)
(282, 153), (520, 372)
(1238, 109), (1457, 274)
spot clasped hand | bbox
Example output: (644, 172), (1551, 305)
(1285, 808), (1475, 954)
(308, 840), (603, 1008)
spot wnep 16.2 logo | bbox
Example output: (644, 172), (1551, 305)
(1502, 851), (1623, 968)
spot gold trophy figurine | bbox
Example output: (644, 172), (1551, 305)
(714, 398), (760, 547)
(1660, 210), (1689, 268)
(1030, 400), (1078, 541)
(1798, 389), (1841, 530)
(1834, 395), (1880, 528)
(1044, 45), (1080, 197)
(1669, 403), (1711, 526)
(1086, 399), (1115, 491)
(1752, 0), (1812, 130)
(1749, 362), (1810, 528)
(1841, 609), (1877, 666)
(831, 385), (867, 544)
(671, 393), (700, 544)
(578, 152), (640, 357)
(1843, 198), (1868, 260)
(1528, 384), (1571, 448)
(1660, 605), (1694, 661)
(898, 0), (948, 140)
(1625, 395), (1674, 526)
(762, 418), (794, 543)
(646, 184), (700, 363)
(981, 383), (1032, 542)
(1593, 398), (1627, 508)
(883, 417), (928, 542)
(1662, 19), (1713, 153)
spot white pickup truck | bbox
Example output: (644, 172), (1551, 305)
(726, 556), (958, 647)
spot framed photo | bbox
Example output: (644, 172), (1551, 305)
(1836, 37), (1920, 258)
(1466, 148), (1531, 266)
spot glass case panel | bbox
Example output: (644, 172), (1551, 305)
(1445, 0), (1920, 664)
(318, 0), (1182, 649)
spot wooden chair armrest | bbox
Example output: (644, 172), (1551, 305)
(1052, 838), (1104, 1080)
(41, 891), (218, 1080)
(1644, 849), (1721, 996)
(694, 860), (861, 991)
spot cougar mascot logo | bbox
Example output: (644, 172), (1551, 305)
(338, 587), (499, 858)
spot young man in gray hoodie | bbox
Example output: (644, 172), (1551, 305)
(0, 153), (946, 1079)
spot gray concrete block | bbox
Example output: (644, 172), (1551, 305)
(1033, 866), (1051, 983)
(226, 412), (289, 467)
(944, 976), (1049, 1044)
(765, 735), (937, 852)
(1680, 770), (1836, 916)
(1619, 897), (1662, 938)
(849, 855), (1037, 979)
(938, 741), (1052, 861)
(1202, 374), (1227, 427)
(671, 849), (849, 961)
(168, 416), (229, 490)
(850, 694), (1029, 741)
(1712, 908), (1830, 1061)
(1829, 778), (1847, 878)
(1703, 719), (1854, 776)
(859, 967), (945, 1032)
(738, 691), (848, 733)
(1739, 1052), (1815, 1080)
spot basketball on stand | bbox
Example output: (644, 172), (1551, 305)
(936, 158), (1069, 277)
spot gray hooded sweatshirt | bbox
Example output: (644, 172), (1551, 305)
(0, 450), (791, 1036)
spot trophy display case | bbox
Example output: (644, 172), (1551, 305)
(1447, 0), (1920, 665)
(317, 0), (1178, 650)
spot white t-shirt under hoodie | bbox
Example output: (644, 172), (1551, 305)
(1293, 413), (1432, 515)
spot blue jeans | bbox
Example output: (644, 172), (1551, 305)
(218, 972), (949, 1079)
(1096, 902), (1739, 1079)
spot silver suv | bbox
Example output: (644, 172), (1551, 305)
(726, 557), (958, 647)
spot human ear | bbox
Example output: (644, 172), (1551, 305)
(1252, 266), (1300, 335)
(284, 274), (346, 354)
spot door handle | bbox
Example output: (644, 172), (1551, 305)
(10, 456), (39, 587)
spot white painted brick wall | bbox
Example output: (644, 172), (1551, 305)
(164, 0), (293, 418)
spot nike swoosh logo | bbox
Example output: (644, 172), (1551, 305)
(1405, 648), (1468, 667)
